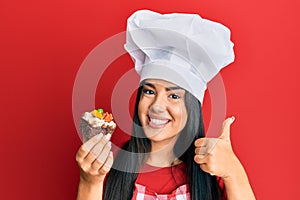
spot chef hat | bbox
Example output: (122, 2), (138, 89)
(124, 10), (235, 103)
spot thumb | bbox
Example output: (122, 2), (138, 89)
(219, 116), (235, 141)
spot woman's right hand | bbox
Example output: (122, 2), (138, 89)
(76, 133), (114, 185)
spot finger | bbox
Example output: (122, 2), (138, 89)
(194, 154), (206, 164)
(206, 138), (218, 154)
(75, 134), (103, 163)
(195, 147), (201, 155)
(194, 138), (206, 147)
(219, 116), (235, 140)
(195, 147), (208, 155)
(76, 145), (89, 163)
(98, 151), (114, 175)
(90, 134), (111, 158)
(195, 155), (215, 175)
(91, 141), (112, 170)
(83, 133), (104, 152)
(198, 163), (215, 176)
(84, 134), (112, 164)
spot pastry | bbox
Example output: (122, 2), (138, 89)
(80, 108), (116, 142)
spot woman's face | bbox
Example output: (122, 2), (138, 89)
(138, 79), (188, 144)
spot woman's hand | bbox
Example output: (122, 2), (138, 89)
(194, 116), (238, 178)
(76, 133), (114, 185)
(194, 116), (256, 200)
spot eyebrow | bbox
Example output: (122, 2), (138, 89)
(143, 82), (183, 91)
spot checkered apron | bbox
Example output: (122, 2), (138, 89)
(132, 183), (191, 200)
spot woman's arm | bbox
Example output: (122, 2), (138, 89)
(76, 133), (113, 200)
(194, 117), (256, 200)
(221, 157), (256, 200)
(77, 181), (103, 200)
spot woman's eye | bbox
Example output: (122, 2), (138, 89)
(142, 89), (155, 95)
(169, 94), (181, 99)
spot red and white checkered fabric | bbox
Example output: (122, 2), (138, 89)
(132, 183), (191, 200)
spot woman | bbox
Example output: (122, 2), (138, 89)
(76, 10), (256, 200)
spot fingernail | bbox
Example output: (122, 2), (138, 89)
(96, 133), (103, 140)
(104, 133), (112, 141)
(231, 116), (235, 122)
(107, 141), (112, 147)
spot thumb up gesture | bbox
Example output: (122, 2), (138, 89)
(194, 116), (239, 178)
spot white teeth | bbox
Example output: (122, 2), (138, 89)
(150, 118), (168, 125)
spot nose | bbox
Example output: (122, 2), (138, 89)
(150, 104), (165, 114)
(149, 95), (166, 114)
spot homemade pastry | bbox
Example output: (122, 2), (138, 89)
(80, 108), (116, 142)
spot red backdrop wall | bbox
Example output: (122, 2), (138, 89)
(1, 0), (299, 199)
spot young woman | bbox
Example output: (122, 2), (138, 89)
(76, 10), (256, 200)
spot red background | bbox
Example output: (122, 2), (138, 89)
(1, 0), (300, 199)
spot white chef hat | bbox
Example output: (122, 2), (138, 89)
(124, 10), (235, 103)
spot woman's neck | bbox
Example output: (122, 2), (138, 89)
(146, 137), (180, 167)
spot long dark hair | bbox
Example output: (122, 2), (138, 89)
(104, 85), (224, 200)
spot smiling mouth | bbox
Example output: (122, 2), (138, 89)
(148, 116), (170, 128)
